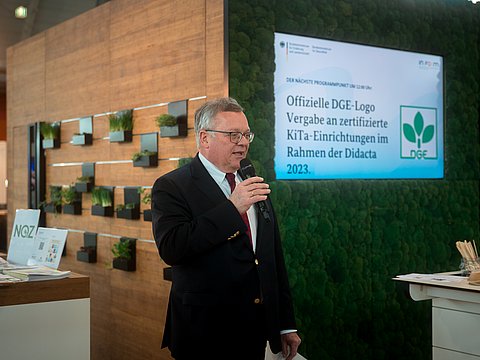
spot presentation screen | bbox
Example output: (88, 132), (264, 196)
(273, 32), (444, 179)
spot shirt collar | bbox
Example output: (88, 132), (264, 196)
(198, 152), (237, 186)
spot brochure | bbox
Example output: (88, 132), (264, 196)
(29, 227), (68, 269)
(3, 267), (71, 282)
(6, 209), (41, 265)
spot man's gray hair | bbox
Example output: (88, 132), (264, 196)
(194, 97), (244, 147)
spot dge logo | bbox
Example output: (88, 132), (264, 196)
(400, 106), (437, 160)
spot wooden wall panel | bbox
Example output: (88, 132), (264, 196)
(7, 35), (46, 124)
(206, 0), (228, 98)
(7, 1), (226, 359)
(109, 0), (206, 109)
(11, 126), (28, 210)
(45, 5), (111, 120)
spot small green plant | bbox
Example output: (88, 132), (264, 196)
(138, 187), (151, 205)
(49, 186), (63, 206)
(109, 110), (134, 132)
(62, 185), (78, 205)
(76, 176), (92, 183)
(116, 203), (136, 211)
(111, 239), (132, 260)
(40, 186), (63, 213)
(92, 187), (112, 207)
(155, 113), (177, 127)
(40, 122), (60, 140)
(131, 150), (157, 162)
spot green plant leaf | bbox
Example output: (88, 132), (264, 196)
(414, 112), (424, 135)
(403, 124), (416, 143)
(155, 114), (177, 127)
(422, 125), (434, 144)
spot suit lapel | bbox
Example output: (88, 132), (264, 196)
(189, 155), (227, 205)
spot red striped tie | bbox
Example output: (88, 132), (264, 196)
(226, 173), (252, 246)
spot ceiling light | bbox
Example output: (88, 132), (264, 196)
(15, 6), (28, 19)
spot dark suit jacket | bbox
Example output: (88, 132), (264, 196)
(152, 154), (296, 356)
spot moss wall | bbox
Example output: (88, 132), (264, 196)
(228, 0), (480, 359)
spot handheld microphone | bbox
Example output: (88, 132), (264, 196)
(239, 158), (271, 223)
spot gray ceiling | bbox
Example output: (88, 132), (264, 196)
(0, 0), (110, 94)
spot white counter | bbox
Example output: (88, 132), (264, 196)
(395, 273), (480, 360)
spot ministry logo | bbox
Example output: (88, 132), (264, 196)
(400, 106), (438, 160)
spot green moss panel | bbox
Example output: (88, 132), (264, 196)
(229, 0), (480, 359)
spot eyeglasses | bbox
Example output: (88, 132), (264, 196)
(205, 129), (255, 144)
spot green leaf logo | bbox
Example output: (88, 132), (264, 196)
(403, 111), (434, 149)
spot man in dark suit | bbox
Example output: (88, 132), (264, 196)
(152, 97), (301, 360)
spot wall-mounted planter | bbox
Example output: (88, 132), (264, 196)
(91, 204), (114, 217)
(75, 163), (95, 193)
(40, 122), (61, 149)
(109, 110), (133, 143)
(160, 125), (181, 137)
(44, 203), (62, 214)
(109, 130), (132, 143)
(72, 133), (93, 146)
(117, 206), (140, 220)
(113, 257), (135, 271)
(76, 181), (93, 193)
(63, 201), (82, 215)
(143, 209), (152, 222)
(72, 116), (93, 146)
(157, 100), (188, 138)
(116, 187), (140, 220)
(77, 232), (97, 263)
(91, 186), (114, 217)
(44, 185), (62, 214)
(112, 237), (136, 272)
(77, 249), (96, 263)
(61, 185), (82, 215)
(132, 133), (158, 168)
(133, 154), (158, 167)
(42, 138), (61, 149)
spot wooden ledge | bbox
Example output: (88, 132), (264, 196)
(0, 272), (89, 307)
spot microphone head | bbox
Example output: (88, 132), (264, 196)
(239, 158), (256, 179)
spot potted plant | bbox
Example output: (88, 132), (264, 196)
(77, 245), (96, 263)
(156, 113), (186, 138)
(112, 237), (136, 271)
(62, 185), (82, 215)
(132, 149), (158, 167)
(109, 109), (133, 142)
(75, 176), (94, 193)
(77, 232), (97, 263)
(42, 186), (63, 214)
(116, 187), (141, 220)
(91, 187), (114, 217)
(40, 122), (61, 149)
(72, 116), (93, 145)
(138, 187), (152, 221)
(72, 132), (93, 145)
(116, 202), (140, 220)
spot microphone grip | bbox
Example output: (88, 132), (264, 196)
(239, 158), (271, 223)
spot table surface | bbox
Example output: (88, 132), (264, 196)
(0, 272), (89, 306)
(394, 271), (480, 293)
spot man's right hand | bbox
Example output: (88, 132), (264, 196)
(229, 176), (270, 214)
